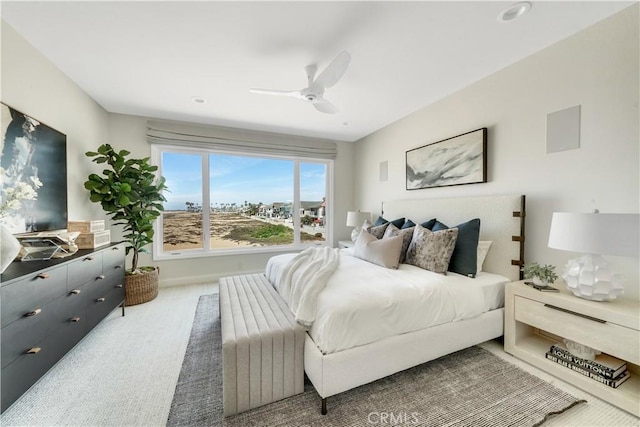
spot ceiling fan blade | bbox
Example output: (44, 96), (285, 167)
(313, 97), (338, 114)
(311, 50), (351, 91)
(249, 88), (302, 98)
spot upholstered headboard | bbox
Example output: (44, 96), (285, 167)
(382, 194), (526, 281)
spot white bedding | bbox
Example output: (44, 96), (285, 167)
(266, 249), (509, 355)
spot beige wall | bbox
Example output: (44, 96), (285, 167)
(1, 21), (110, 226)
(353, 6), (640, 300)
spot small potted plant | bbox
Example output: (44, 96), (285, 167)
(84, 144), (168, 305)
(522, 262), (558, 285)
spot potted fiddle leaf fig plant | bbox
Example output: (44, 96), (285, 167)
(84, 144), (168, 305)
(522, 262), (559, 286)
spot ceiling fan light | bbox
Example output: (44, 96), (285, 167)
(498, 2), (531, 23)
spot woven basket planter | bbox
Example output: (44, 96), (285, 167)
(125, 267), (159, 306)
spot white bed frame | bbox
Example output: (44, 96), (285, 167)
(305, 194), (526, 414)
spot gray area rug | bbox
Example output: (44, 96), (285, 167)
(167, 293), (586, 427)
(167, 293), (223, 426)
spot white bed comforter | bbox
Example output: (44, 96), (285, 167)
(266, 250), (508, 354)
(275, 246), (339, 327)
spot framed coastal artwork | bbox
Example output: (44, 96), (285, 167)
(406, 128), (487, 190)
(0, 103), (68, 233)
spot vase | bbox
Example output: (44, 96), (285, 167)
(1, 224), (22, 274)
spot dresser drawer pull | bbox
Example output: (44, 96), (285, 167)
(70, 289), (81, 295)
(96, 275), (106, 280)
(114, 265), (123, 269)
(26, 347), (41, 355)
(70, 317), (81, 322)
(25, 308), (42, 317)
(112, 246), (120, 251)
(96, 297), (106, 303)
(544, 304), (606, 323)
(115, 284), (123, 288)
(36, 273), (50, 280)
(84, 256), (94, 261)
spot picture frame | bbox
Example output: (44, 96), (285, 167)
(1, 103), (68, 233)
(406, 127), (487, 190)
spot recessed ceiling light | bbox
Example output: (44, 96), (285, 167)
(497, 2), (531, 23)
(192, 97), (207, 104)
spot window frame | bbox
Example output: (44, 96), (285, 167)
(150, 143), (334, 260)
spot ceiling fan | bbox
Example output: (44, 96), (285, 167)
(249, 50), (351, 114)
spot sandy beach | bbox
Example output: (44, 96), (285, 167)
(162, 211), (324, 251)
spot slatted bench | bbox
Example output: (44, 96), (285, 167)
(219, 273), (305, 416)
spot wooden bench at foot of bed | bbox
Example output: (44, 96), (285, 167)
(219, 273), (305, 416)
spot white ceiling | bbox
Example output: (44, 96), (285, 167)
(1, 1), (634, 142)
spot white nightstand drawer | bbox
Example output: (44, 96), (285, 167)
(514, 295), (640, 364)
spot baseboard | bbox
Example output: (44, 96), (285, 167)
(158, 269), (265, 288)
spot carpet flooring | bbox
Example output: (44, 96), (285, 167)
(167, 293), (586, 427)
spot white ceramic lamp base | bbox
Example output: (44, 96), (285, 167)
(1, 224), (22, 273)
(563, 254), (624, 301)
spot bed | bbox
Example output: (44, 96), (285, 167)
(266, 194), (526, 413)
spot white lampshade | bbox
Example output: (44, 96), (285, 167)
(548, 212), (640, 301)
(548, 212), (639, 257)
(346, 211), (370, 227)
(346, 211), (371, 242)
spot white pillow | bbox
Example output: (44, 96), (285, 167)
(354, 229), (403, 269)
(476, 241), (492, 275)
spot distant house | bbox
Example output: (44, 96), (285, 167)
(299, 200), (324, 221)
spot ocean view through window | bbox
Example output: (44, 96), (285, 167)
(152, 145), (332, 259)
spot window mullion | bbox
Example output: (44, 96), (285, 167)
(293, 160), (300, 246)
(202, 153), (211, 251)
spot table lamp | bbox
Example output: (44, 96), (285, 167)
(346, 211), (371, 242)
(548, 211), (639, 301)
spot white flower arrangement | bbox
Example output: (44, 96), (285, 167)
(0, 171), (43, 219)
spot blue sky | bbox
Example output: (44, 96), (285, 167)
(161, 152), (326, 211)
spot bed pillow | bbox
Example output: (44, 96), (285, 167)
(354, 229), (403, 269)
(383, 223), (415, 264)
(420, 218), (437, 230)
(365, 219), (389, 239)
(374, 216), (405, 229)
(477, 241), (492, 275)
(405, 224), (458, 274)
(401, 219), (416, 229)
(432, 218), (481, 278)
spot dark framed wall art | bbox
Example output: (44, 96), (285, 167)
(406, 127), (487, 190)
(0, 103), (68, 233)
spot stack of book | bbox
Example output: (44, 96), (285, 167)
(67, 220), (111, 249)
(545, 343), (630, 388)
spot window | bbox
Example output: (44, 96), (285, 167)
(151, 145), (332, 259)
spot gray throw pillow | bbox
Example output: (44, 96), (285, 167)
(354, 229), (403, 269)
(383, 223), (415, 264)
(405, 225), (459, 274)
(365, 220), (389, 239)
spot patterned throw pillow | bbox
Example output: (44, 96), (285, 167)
(365, 220), (389, 239)
(432, 218), (480, 277)
(383, 223), (415, 264)
(405, 225), (459, 274)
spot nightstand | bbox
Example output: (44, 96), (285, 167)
(337, 240), (354, 249)
(504, 280), (640, 416)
